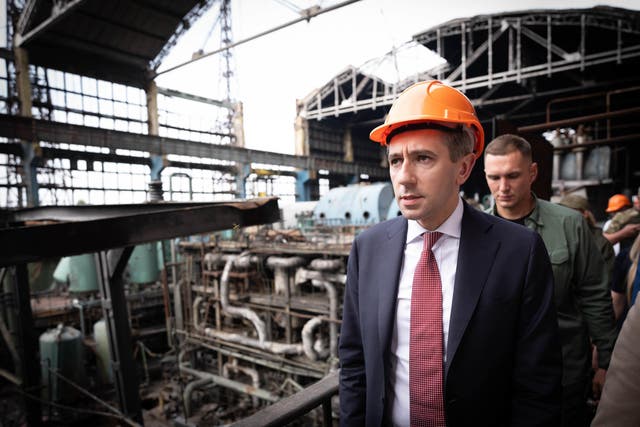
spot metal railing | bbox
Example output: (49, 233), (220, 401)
(230, 370), (339, 427)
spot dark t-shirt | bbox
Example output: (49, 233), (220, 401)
(496, 210), (532, 226)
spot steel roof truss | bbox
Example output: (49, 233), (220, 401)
(16, 0), (89, 47)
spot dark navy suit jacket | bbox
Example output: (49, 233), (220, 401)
(338, 202), (562, 426)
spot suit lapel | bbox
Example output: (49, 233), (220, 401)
(446, 204), (499, 377)
(377, 217), (408, 358)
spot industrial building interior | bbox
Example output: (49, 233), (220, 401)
(0, 1), (639, 426)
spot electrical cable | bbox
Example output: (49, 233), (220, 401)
(14, 387), (140, 425)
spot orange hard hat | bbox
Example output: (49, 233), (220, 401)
(369, 80), (485, 158)
(606, 194), (631, 213)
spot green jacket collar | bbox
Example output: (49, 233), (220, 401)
(524, 193), (544, 229)
(489, 192), (542, 227)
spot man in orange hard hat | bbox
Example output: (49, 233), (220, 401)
(603, 193), (640, 252)
(339, 81), (562, 427)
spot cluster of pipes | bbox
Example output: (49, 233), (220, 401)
(181, 251), (345, 416)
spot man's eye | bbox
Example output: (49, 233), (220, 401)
(389, 158), (401, 166)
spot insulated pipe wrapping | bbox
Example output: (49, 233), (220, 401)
(203, 252), (224, 271)
(192, 296), (205, 332)
(183, 377), (213, 417)
(301, 316), (326, 361)
(173, 279), (184, 331)
(220, 255), (266, 343)
(203, 328), (303, 355)
(266, 256), (305, 268)
(294, 268), (346, 285)
(311, 279), (338, 360)
(266, 256), (306, 296)
(309, 258), (343, 271)
(223, 360), (260, 406)
(180, 365), (278, 403)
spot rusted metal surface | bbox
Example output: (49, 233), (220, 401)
(0, 198), (280, 267)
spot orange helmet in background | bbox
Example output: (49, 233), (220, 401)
(369, 80), (485, 158)
(605, 194), (632, 213)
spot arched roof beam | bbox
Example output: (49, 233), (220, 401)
(15, 0), (88, 47)
(519, 26), (573, 60)
(446, 22), (508, 82)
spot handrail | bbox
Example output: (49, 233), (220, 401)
(230, 370), (339, 427)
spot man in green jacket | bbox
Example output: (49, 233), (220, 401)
(558, 194), (615, 276)
(483, 134), (617, 427)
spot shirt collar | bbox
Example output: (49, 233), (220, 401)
(406, 197), (464, 244)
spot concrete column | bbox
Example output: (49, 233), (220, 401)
(146, 80), (159, 136)
(343, 125), (353, 162)
(146, 79), (164, 185)
(233, 101), (245, 147)
(14, 46), (39, 206)
(294, 113), (309, 156)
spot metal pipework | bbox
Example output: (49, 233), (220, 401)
(173, 279), (184, 333)
(309, 258), (343, 272)
(193, 271), (303, 355)
(203, 328), (303, 355)
(266, 256), (305, 295)
(203, 252), (225, 271)
(223, 360), (260, 407)
(72, 299), (85, 338)
(180, 365), (278, 403)
(192, 296), (205, 332)
(301, 317), (329, 361)
(294, 268), (346, 286)
(220, 255), (266, 342)
(183, 377), (213, 417)
(311, 279), (338, 361)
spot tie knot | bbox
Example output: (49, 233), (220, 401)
(423, 231), (443, 251)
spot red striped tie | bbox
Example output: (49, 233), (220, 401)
(410, 231), (446, 427)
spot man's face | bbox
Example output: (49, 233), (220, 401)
(388, 128), (474, 230)
(484, 150), (537, 214)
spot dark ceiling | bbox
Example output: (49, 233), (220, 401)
(14, 0), (213, 88)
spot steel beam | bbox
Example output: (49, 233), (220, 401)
(0, 115), (388, 179)
(14, 264), (41, 426)
(304, 45), (640, 119)
(0, 198), (280, 267)
(16, 0), (89, 47)
(95, 247), (142, 424)
(517, 106), (640, 132)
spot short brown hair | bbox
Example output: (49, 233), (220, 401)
(484, 134), (532, 162)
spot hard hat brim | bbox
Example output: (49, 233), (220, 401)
(370, 117), (485, 159)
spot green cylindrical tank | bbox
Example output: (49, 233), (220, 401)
(67, 254), (99, 293)
(52, 257), (71, 284)
(93, 319), (113, 384)
(39, 325), (87, 403)
(128, 243), (159, 285)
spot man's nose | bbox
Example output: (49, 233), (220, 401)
(498, 177), (510, 192)
(396, 161), (416, 186)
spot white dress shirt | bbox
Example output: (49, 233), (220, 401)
(389, 197), (463, 427)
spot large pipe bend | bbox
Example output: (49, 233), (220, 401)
(220, 255), (266, 343)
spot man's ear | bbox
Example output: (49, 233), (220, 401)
(456, 153), (477, 185)
(530, 162), (539, 183)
